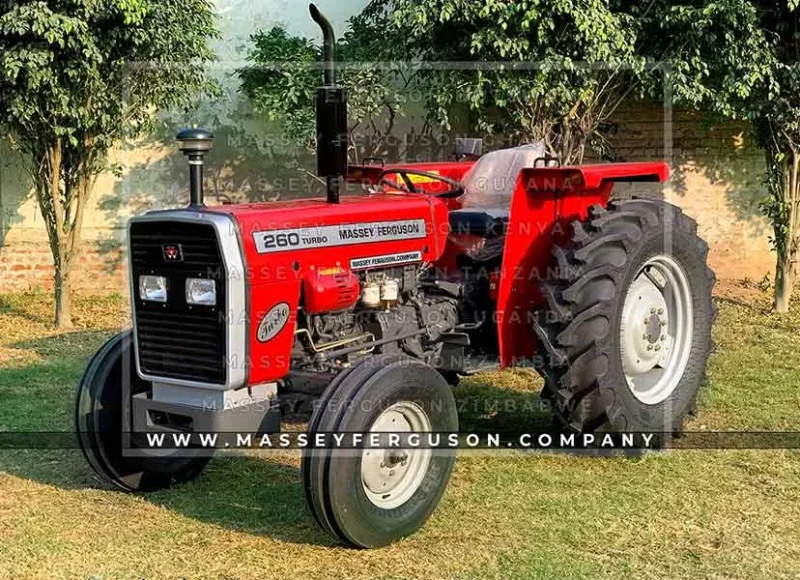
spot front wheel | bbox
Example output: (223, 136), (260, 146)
(535, 199), (716, 433)
(74, 331), (210, 491)
(302, 356), (458, 548)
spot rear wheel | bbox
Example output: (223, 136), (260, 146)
(535, 199), (716, 432)
(74, 331), (210, 491)
(302, 356), (458, 548)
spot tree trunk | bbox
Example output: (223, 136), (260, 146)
(774, 252), (794, 312)
(29, 138), (94, 329)
(54, 262), (73, 328)
(772, 147), (800, 313)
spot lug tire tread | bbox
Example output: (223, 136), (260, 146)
(537, 198), (716, 432)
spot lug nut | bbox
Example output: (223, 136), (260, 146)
(647, 345), (653, 351)
(654, 345), (661, 352)
(657, 308), (664, 315)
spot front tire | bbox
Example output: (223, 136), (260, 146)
(535, 199), (716, 433)
(74, 331), (210, 491)
(302, 356), (458, 548)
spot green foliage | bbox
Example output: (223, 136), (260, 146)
(239, 27), (319, 149)
(240, 0), (652, 164)
(363, 0), (646, 163)
(0, 0), (217, 165)
(0, 0), (218, 326)
(239, 8), (408, 160)
(619, 0), (776, 119)
(626, 0), (800, 309)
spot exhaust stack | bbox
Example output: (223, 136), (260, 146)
(310, 3), (348, 204)
(177, 128), (213, 208)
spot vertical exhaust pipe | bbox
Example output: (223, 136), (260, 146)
(177, 128), (214, 208)
(310, 3), (348, 204)
(310, 3), (335, 86)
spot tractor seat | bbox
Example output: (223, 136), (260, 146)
(448, 208), (509, 238)
(448, 142), (546, 240)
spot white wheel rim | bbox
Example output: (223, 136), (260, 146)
(619, 255), (694, 405)
(361, 401), (432, 510)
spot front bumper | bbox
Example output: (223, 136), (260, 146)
(132, 382), (281, 435)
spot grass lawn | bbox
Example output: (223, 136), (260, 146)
(2, 282), (800, 579)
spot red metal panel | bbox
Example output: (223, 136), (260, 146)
(248, 280), (301, 384)
(303, 267), (360, 313)
(496, 172), (612, 367)
(522, 162), (669, 193)
(206, 193), (450, 385)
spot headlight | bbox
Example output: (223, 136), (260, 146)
(139, 275), (167, 303)
(186, 278), (216, 306)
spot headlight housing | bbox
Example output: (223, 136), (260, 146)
(186, 278), (216, 306)
(139, 275), (168, 303)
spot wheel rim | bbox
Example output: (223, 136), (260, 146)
(619, 255), (694, 405)
(361, 401), (432, 510)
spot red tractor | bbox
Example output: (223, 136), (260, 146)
(75, 5), (715, 548)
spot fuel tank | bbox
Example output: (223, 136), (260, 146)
(205, 192), (450, 385)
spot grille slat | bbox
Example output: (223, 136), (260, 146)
(137, 334), (220, 349)
(130, 220), (227, 384)
(140, 354), (225, 369)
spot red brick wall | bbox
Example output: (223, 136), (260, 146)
(0, 102), (778, 293)
(604, 103), (772, 281)
(0, 241), (127, 293)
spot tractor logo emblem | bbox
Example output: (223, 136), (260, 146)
(257, 302), (291, 342)
(162, 244), (183, 262)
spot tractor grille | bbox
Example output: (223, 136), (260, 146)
(130, 220), (227, 384)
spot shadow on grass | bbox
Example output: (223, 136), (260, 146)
(0, 376), (562, 546)
(0, 449), (332, 545)
(713, 294), (772, 314)
(12, 329), (116, 362)
(151, 454), (334, 546)
(455, 379), (554, 433)
(0, 294), (53, 326)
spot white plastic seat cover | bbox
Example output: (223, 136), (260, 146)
(459, 143), (546, 210)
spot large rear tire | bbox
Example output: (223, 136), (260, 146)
(535, 199), (716, 433)
(75, 331), (210, 492)
(302, 356), (458, 548)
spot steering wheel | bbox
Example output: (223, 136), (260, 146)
(379, 169), (465, 199)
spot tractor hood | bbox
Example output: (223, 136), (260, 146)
(206, 193), (449, 286)
(199, 192), (450, 386)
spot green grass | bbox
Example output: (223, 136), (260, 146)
(2, 284), (800, 579)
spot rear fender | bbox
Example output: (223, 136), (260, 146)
(496, 162), (669, 367)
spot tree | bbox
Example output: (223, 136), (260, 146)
(0, 0), (217, 327)
(750, 2), (800, 312)
(363, 0), (645, 165)
(621, 0), (799, 311)
(239, 6), (412, 163)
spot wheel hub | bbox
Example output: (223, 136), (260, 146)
(645, 312), (663, 344)
(361, 402), (432, 510)
(619, 256), (694, 405)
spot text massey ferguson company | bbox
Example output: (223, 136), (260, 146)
(253, 219), (427, 253)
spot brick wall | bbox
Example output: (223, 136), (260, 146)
(0, 240), (127, 293)
(605, 103), (772, 281)
(0, 102), (778, 294)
